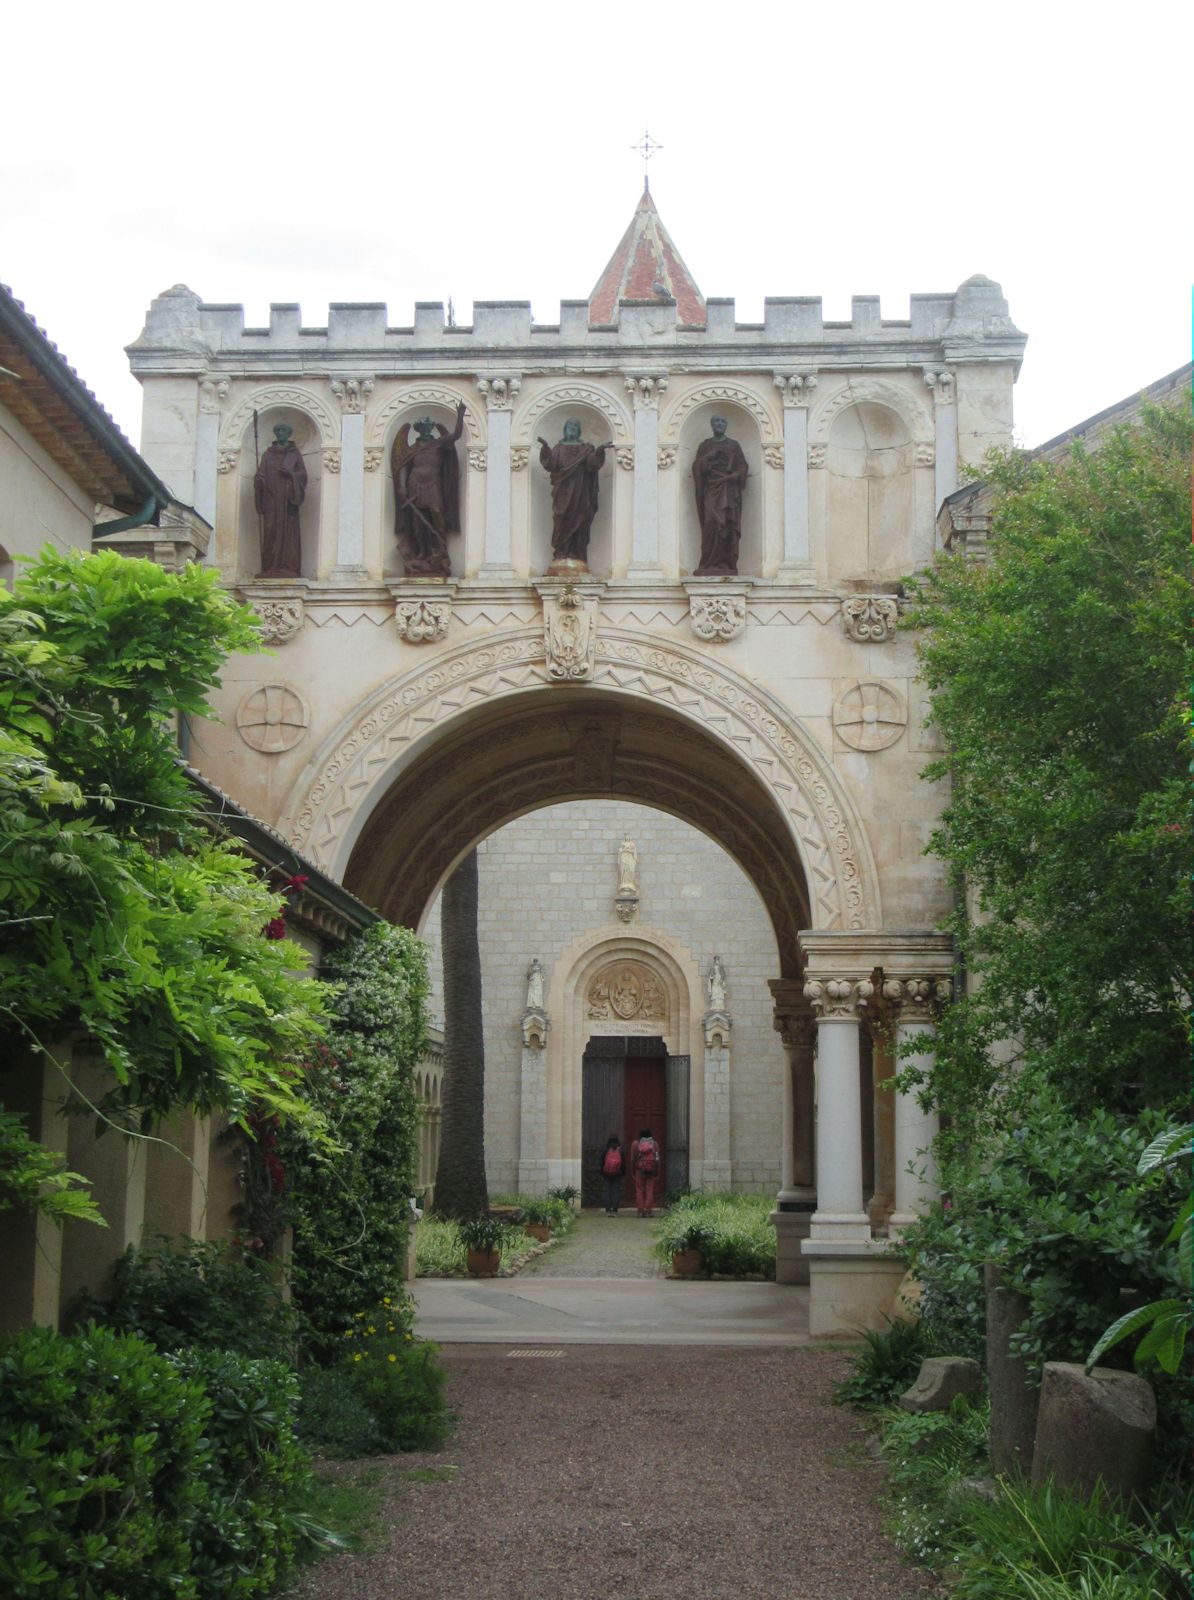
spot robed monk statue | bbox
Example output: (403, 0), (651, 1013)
(391, 401), (466, 577)
(693, 415), (749, 576)
(538, 419), (612, 573)
(254, 421), (307, 578)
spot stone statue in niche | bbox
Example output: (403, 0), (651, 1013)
(538, 419), (612, 572)
(706, 954), (727, 1012)
(617, 836), (638, 895)
(391, 401), (466, 577)
(525, 958), (545, 1011)
(693, 416), (749, 575)
(254, 422), (307, 578)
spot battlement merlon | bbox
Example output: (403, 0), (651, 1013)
(126, 276), (1026, 377)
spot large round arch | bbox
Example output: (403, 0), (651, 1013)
(278, 628), (881, 973)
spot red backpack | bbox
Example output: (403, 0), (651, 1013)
(636, 1139), (659, 1176)
(603, 1147), (623, 1176)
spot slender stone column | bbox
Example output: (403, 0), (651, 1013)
(883, 976), (949, 1232)
(517, 1005), (549, 1194)
(774, 371), (816, 579)
(701, 1008), (732, 1190)
(804, 975), (873, 1245)
(194, 378), (228, 535)
(330, 377), (373, 575)
(768, 983), (816, 1284)
(924, 368), (958, 510)
(476, 375), (520, 577)
(625, 374), (666, 577)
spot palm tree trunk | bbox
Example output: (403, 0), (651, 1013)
(433, 849), (489, 1218)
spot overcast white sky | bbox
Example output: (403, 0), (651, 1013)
(3, 1), (1189, 452)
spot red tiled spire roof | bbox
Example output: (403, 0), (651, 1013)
(588, 185), (706, 329)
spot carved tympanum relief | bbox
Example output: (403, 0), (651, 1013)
(586, 962), (667, 1022)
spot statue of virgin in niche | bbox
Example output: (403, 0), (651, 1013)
(617, 836), (638, 895)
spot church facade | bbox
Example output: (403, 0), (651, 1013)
(128, 189), (1026, 1332)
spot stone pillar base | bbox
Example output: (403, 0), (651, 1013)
(807, 1252), (907, 1337)
(773, 560), (817, 585)
(770, 1208), (812, 1285)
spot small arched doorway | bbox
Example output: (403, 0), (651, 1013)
(580, 1035), (689, 1209)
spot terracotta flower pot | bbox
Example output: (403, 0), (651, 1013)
(525, 1223), (552, 1243)
(671, 1248), (704, 1278)
(466, 1247), (501, 1276)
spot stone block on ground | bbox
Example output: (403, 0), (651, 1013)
(899, 1355), (982, 1413)
(1031, 1361), (1156, 1501)
(985, 1262), (1038, 1476)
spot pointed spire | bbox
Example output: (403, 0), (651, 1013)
(588, 187), (706, 329)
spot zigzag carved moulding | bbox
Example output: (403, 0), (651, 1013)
(282, 629), (878, 930)
(366, 386), (484, 447)
(220, 386), (340, 450)
(659, 383), (779, 446)
(513, 384), (632, 446)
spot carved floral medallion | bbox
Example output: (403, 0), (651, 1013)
(236, 684), (310, 753)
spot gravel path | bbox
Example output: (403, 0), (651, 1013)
(521, 1210), (663, 1279)
(289, 1343), (941, 1600)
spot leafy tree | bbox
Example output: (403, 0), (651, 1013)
(0, 548), (328, 1217)
(280, 923), (428, 1356)
(433, 849), (488, 1218)
(904, 403), (1191, 1136)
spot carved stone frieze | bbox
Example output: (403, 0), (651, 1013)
(199, 377), (230, 414)
(217, 449), (239, 474)
(803, 975), (873, 1020)
(235, 683), (310, 753)
(475, 375), (521, 409)
(773, 371), (818, 407)
(395, 598), (451, 643)
(833, 680), (907, 751)
(689, 593), (747, 642)
(841, 595), (899, 644)
(543, 584), (598, 680)
(615, 447), (635, 471)
(624, 374), (668, 408)
(330, 376), (374, 413)
(364, 447), (383, 471)
(763, 444), (785, 469)
(251, 597), (304, 645)
(510, 448), (529, 471)
(323, 448), (341, 473)
(587, 962), (666, 1022)
(657, 447), (677, 470)
(468, 448), (487, 472)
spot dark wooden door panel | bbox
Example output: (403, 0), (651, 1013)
(581, 1056), (624, 1207)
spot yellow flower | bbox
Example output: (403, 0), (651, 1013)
(355, 1312), (365, 1320)
(382, 1297), (392, 1307)
(353, 1353), (362, 1362)
(367, 1325), (376, 1334)
(387, 1353), (397, 1363)
(386, 1322), (395, 1332)
(344, 1330), (355, 1339)
(404, 1332), (413, 1341)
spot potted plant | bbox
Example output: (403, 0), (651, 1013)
(520, 1198), (555, 1243)
(669, 1220), (713, 1278)
(458, 1216), (508, 1276)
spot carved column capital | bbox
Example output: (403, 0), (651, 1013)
(615, 446), (635, 471)
(657, 446), (677, 470)
(475, 374), (522, 410)
(364, 446), (384, 472)
(774, 371), (818, 407)
(329, 376), (374, 413)
(217, 448), (239, 474)
(199, 377), (230, 414)
(803, 975), (873, 1020)
(509, 447), (529, 471)
(624, 373), (669, 409)
(922, 368), (955, 406)
(880, 976), (951, 1025)
(841, 595), (899, 643)
(468, 448), (487, 472)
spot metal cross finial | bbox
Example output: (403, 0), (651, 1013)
(631, 127), (663, 190)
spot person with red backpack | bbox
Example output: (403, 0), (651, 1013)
(631, 1126), (660, 1217)
(601, 1134), (624, 1215)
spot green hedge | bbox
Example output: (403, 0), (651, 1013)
(0, 1325), (310, 1599)
(652, 1192), (776, 1277)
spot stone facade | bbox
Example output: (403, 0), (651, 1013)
(125, 192), (1026, 1332)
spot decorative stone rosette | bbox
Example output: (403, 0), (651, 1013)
(395, 598), (451, 644)
(689, 593), (746, 642)
(841, 595), (899, 644)
(251, 596), (304, 645)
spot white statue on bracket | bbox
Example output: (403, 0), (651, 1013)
(706, 954), (728, 1013)
(526, 958), (545, 1011)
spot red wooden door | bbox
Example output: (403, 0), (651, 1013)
(624, 1056), (666, 1206)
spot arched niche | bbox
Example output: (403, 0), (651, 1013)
(380, 402), (471, 581)
(527, 402), (617, 579)
(676, 401), (764, 577)
(235, 404), (323, 581)
(825, 400), (915, 580)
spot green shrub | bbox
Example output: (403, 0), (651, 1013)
(298, 1317), (450, 1458)
(457, 1215), (510, 1253)
(652, 1193), (776, 1277)
(72, 1235), (301, 1360)
(415, 1216), (540, 1276)
(0, 1324), (313, 1599)
(834, 1317), (941, 1409)
(490, 1192), (575, 1234)
(878, 1397), (991, 1566)
(547, 1184), (579, 1205)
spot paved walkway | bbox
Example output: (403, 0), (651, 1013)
(413, 1210), (812, 1346)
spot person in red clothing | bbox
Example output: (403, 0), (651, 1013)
(631, 1126), (660, 1217)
